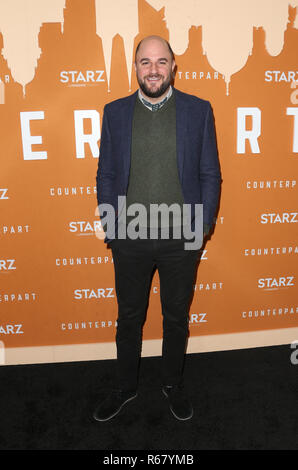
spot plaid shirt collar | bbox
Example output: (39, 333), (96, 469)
(138, 86), (172, 112)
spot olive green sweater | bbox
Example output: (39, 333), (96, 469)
(126, 93), (185, 229)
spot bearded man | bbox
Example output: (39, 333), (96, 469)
(94, 35), (221, 421)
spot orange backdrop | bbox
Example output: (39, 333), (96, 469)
(0, 0), (297, 364)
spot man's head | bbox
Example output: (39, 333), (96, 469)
(134, 35), (175, 102)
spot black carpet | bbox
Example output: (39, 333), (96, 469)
(0, 344), (297, 453)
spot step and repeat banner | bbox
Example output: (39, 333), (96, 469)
(0, 0), (297, 364)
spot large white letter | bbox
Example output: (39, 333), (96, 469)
(286, 108), (298, 153)
(20, 111), (47, 160)
(74, 110), (100, 158)
(237, 107), (261, 154)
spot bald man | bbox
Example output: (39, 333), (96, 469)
(94, 36), (221, 421)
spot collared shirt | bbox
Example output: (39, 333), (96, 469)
(138, 86), (173, 112)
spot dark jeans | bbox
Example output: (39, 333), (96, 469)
(110, 235), (200, 392)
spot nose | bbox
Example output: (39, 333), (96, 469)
(149, 62), (158, 74)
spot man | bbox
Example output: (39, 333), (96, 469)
(94, 35), (221, 421)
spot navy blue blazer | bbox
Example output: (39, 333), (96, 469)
(96, 87), (221, 243)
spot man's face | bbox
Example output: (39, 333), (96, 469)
(135, 38), (175, 101)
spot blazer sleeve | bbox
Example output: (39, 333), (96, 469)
(96, 106), (115, 204)
(96, 105), (116, 233)
(199, 102), (221, 232)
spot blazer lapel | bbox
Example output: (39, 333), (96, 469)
(174, 88), (187, 182)
(122, 91), (138, 184)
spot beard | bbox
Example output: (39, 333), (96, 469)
(137, 73), (172, 99)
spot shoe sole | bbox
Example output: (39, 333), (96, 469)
(162, 388), (193, 421)
(93, 393), (138, 422)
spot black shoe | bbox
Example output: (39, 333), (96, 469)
(93, 389), (137, 422)
(162, 383), (193, 421)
